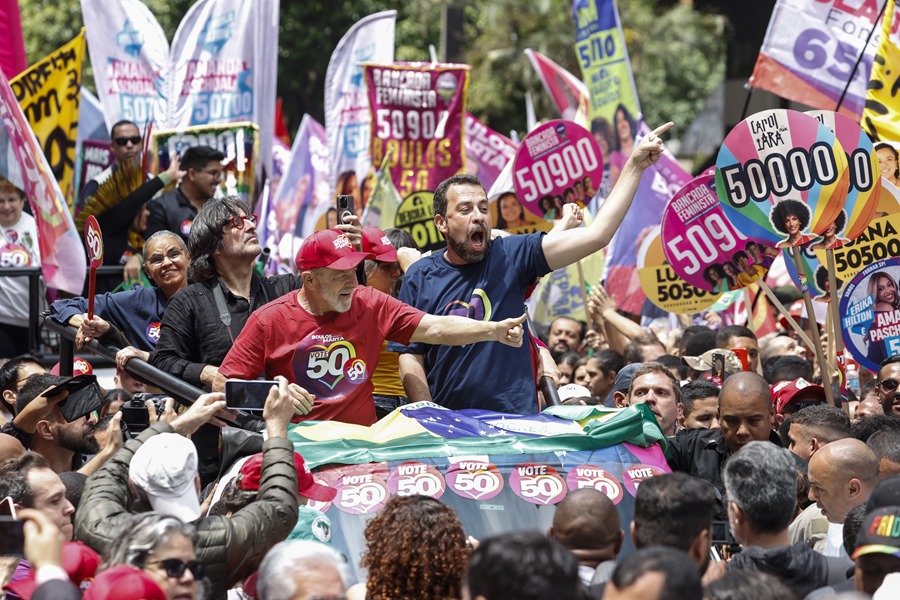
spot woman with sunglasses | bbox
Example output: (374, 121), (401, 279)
(103, 513), (206, 600)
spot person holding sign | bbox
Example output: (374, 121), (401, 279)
(772, 200), (816, 249)
(390, 122), (673, 414)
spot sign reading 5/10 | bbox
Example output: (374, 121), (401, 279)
(513, 120), (603, 213)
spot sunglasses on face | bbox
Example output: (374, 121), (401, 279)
(114, 136), (142, 147)
(149, 558), (206, 579)
(879, 378), (900, 392)
(229, 214), (257, 230)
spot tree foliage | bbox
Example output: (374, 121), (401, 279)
(18, 0), (726, 145)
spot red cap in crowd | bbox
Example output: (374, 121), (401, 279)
(771, 377), (826, 415)
(361, 228), (398, 262)
(50, 358), (93, 376)
(4, 542), (101, 598)
(238, 451), (336, 502)
(82, 566), (166, 600)
(295, 229), (373, 271)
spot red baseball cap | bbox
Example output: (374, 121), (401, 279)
(50, 358), (93, 376)
(83, 566), (167, 600)
(5, 542), (101, 598)
(361, 228), (398, 262)
(295, 229), (373, 271)
(238, 451), (337, 502)
(771, 377), (826, 415)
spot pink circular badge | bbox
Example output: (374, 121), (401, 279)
(388, 462), (446, 499)
(565, 464), (624, 505)
(331, 465), (390, 515)
(662, 174), (771, 292)
(622, 464), (667, 497)
(445, 460), (504, 501)
(513, 120), (603, 220)
(509, 463), (567, 506)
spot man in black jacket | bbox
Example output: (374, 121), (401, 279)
(667, 372), (780, 520)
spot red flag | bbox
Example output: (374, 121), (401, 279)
(274, 97), (291, 147)
(524, 49), (589, 122)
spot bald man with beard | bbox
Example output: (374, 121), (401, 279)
(548, 488), (623, 586)
(668, 372), (780, 520)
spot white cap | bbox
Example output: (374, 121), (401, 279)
(558, 384), (592, 402)
(129, 433), (201, 522)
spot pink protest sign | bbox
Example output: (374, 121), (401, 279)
(364, 62), (469, 198)
(662, 174), (775, 292)
(805, 110), (881, 246)
(716, 109), (849, 248)
(512, 120), (603, 220)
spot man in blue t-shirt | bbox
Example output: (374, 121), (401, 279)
(389, 122), (673, 414)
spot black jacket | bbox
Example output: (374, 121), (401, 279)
(728, 543), (852, 598)
(666, 428), (786, 521)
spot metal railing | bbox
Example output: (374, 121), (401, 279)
(43, 318), (206, 407)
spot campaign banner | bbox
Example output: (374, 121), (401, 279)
(0, 69), (87, 294)
(392, 190), (444, 254)
(513, 120), (602, 218)
(151, 121), (258, 204)
(716, 109), (849, 249)
(572, 0), (691, 315)
(324, 11), (397, 194)
(806, 110), (881, 244)
(290, 402), (669, 582)
(166, 0), (280, 170)
(527, 253), (604, 324)
(76, 140), (115, 215)
(524, 48), (590, 123)
(82, 0), (279, 175)
(638, 226), (721, 314)
(751, 0), (900, 119)
(661, 174), (774, 293)
(81, 0), (169, 129)
(840, 256), (900, 372)
(863, 0), (900, 141)
(10, 31), (85, 203)
(464, 113), (517, 191)
(262, 114), (329, 255)
(365, 62), (470, 198)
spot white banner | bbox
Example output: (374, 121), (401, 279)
(81, 0), (168, 129)
(324, 11), (396, 192)
(82, 0), (279, 171)
(751, 0), (900, 117)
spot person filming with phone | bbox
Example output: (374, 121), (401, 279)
(213, 228), (529, 426)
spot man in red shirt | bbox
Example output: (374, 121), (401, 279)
(214, 229), (526, 425)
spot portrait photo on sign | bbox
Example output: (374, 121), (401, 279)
(840, 257), (900, 373)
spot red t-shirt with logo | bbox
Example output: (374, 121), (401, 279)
(219, 286), (424, 426)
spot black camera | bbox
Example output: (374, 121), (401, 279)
(119, 393), (168, 434)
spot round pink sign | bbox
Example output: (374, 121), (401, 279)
(565, 464), (624, 505)
(622, 464), (667, 497)
(509, 463), (567, 506)
(387, 462), (446, 499)
(331, 465), (390, 515)
(445, 460), (504, 501)
(662, 174), (774, 292)
(512, 120), (603, 220)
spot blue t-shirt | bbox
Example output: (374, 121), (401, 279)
(389, 233), (551, 414)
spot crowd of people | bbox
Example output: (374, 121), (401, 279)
(0, 116), (899, 599)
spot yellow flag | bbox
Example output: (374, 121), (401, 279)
(10, 30), (85, 206)
(863, 0), (900, 141)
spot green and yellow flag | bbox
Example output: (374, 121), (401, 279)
(863, 0), (900, 141)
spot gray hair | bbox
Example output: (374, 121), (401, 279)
(256, 541), (349, 600)
(102, 512), (199, 571)
(723, 441), (797, 534)
(142, 230), (188, 262)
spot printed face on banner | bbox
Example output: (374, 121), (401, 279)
(840, 257), (900, 374)
(637, 226), (721, 314)
(512, 120), (603, 220)
(489, 191), (552, 235)
(805, 110), (881, 245)
(716, 109), (849, 249)
(662, 174), (776, 293)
